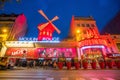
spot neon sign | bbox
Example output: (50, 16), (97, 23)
(18, 37), (60, 43)
(18, 37), (38, 41)
(79, 45), (105, 56)
(81, 45), (105, 50)
(11, 49), (27, 56)
(19, 37), (59, 41)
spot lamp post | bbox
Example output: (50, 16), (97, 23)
(1, 28), (8, 41)
(2, 29), (7, 33)
(75, 29), (80, 41)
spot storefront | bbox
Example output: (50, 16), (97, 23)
(3, 41), (77, 60)
(77, 38), (108, 60)
(1, 37), (110, 61)
(107, 53), (120, 59)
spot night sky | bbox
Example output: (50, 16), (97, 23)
(0, 0), (120, 40)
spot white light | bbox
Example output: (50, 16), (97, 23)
(18, 37), (59, 42)
(5, 41), (34, 47)
(81, 45), (105, 50)
(37, 40), (60, 43)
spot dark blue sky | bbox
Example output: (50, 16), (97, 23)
(0, 0), (120, 40)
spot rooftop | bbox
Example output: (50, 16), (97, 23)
(0, 13), (19, 21)
(74, 16), (95, 21)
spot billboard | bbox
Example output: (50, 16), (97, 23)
(36, 48), (77, 58)
(5, 48), (36, 58)
(5, 48), (77, 58)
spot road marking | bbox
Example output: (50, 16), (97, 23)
(61, 78), (69, 80)
(90, 78), (99, 80)
(104, 78), (115, 80)
(46, 78), (54, 80)
(76, 78), (86, 80)
(0, 75), (47, 79)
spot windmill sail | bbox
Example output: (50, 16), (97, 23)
(38, 10), (61, 34)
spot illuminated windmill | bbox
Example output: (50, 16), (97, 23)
(38, 10), (61, 41)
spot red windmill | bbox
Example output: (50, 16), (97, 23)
(38, 10), (61, 41)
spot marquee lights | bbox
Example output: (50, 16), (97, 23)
(5, 37), (60, 47)
(5, 41), (34, 47)
(81, 45), (105, 50)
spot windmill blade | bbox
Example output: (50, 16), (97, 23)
(38, 10), (49, 21)
(51, 16), (59, 22)
(38, 10), (60, 34)
(38, 22), (49, 30)
(38, 16), (59, 30)
(51, 23), (61, 34)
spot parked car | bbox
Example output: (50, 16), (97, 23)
(0, 57), (9, 69)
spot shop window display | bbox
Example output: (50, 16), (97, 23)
(37, 48), (77, 58)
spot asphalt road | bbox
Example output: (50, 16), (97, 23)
(0, 68), (120, 80)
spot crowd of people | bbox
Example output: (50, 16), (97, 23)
(10, 57), (111, 70)
(15, 59), (58, 69)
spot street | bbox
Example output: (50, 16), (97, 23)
(0, 68), (120, 80)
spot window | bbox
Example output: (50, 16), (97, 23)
(110, 47), (114, 53)
(91, 24), (95, 27)
(107, 39), (111, 44)
(81, 24), (85, 27)
(0, 42), (2, 51)
(83, 30), (87, 34)
(86, 24), (90, 27)
(116, 43), (120, 52)
(113, 36), (117, 38)
(77, 23), (80, 27)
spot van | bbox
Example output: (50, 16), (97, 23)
(0, 57), (9, 69)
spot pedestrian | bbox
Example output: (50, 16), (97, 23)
(43, 60), (46, 69)
(33, 60), (36, 68)
(45, 60), (48, 69)
(50, 60), (53, 68)
(9, 60), (14, 70)
(27, 60), (30, 69)
(53, 60), (57, 68)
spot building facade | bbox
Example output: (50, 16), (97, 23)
(0, 13), (18, 41)
(0, 14), (27, 57)
(0, 16), (119, 61)
(110, 35), (120, 53)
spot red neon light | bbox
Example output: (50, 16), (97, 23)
(38, 23), (55, 41)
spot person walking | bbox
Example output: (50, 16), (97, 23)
(53, 60), (57, 69)
(33, 60), (36, 69)
(45, 60), (48, 69)
(27, 60), (30, 69)
(43, 60), (46, 69)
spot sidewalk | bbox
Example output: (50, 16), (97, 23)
(13, 66), (120, 70)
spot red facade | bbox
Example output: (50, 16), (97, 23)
(38, 23), (55, 41)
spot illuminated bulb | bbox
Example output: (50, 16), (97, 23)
(2, 29), (7, 33)
(76, 30), (80, 33)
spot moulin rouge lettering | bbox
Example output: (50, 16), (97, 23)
(18, 37), (59, 41)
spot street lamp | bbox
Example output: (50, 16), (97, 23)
(76, 29), (81, 41)
(76, 29), (80, 34)
(2, 29), (7, 33)
(0, 28), (8, 41)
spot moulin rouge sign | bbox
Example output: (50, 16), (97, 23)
(5, 48), (35, 58)
(18, 37), (60, 42)
(11, 49), (27, 56)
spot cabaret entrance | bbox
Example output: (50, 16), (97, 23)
(3, 41), (107, 60)
(79, 45), (107, 60)
(4, 41), (78, 60)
